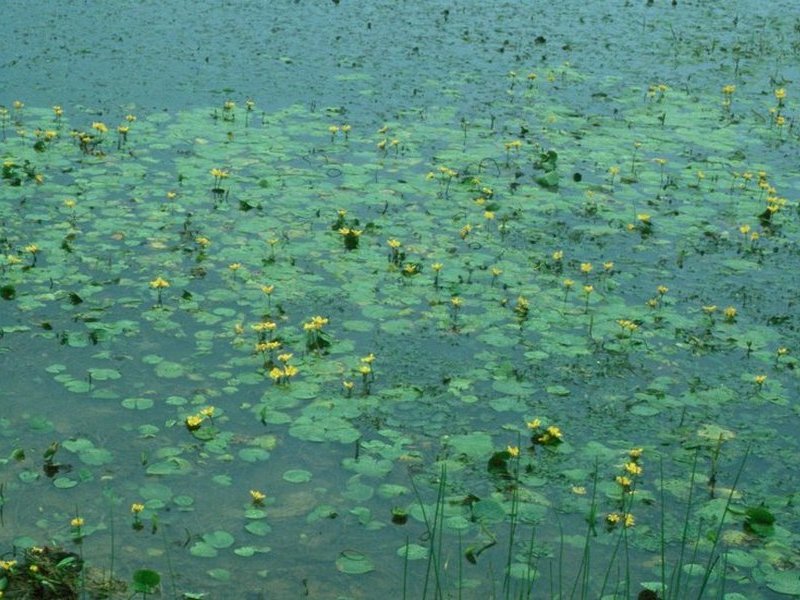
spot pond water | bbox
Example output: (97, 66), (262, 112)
(2, 1), (800, 599)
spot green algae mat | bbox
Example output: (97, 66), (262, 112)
(1, 3), (800, 599)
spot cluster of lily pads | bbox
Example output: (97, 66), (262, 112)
(1, 48), (799, 597)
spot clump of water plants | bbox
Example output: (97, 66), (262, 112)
(0, 545), (125, 599)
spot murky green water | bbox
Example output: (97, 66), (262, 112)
(2, 1), (799, 599)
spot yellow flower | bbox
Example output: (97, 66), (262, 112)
(583, 284), (594, 295)
(277, 353), (293, 363)
(229, 262), (241, 271)
(329, 125), (340, 135)
(117, 125), (129, 134)
(250, 489), (266, 505)
(149, 277), (170, 289)
(526, 418), (541, 430)
(657, 285), (668, 295)
(431, 262), (443, 272)
(53, 105), (63, 117)
(491, 267), (503, 277)
(199, 406), (215, 418)
(623, 513), (635, 528)
(251, 321), (277, 332)
(637, 213), (651, 223)
(775, 88), (786, 101)
(777, 347), (789, 356)
(571, 486), (587, 495)
(546, 425), (562, 439)
(387, 239), (402, 249)
(91, 122), (108, 134)
(702, 305), (717, 314)
(723, 306), (737, 321)
(341, 124), (352, 134)
(71, 517), (85, 528)
(552, 250), (564, 261)
(615, 475), (632, 489)
(0, 559), (18, 570)
(196, 236), (211, 247)
(166, 191), (177, 199)
(224, 100), (236, 111)
(64, 198), (77, 208)
(580, 262), (593, 274)
(125, 114), (137, 122)
(606, 513), (620, 525)
(303, 315), (329, 331)
(722, 84), (736, 95)
(484, 210), (495, 220)
(268, 367), (283, 381)
(629, 448), (643, 459)
(506, 445), (520, 457)
(603, 261), (614, 271)
(210, 168), (229, 179)
(283, 365), (299, 378)
(459, 224), (472, 239)
(185, 415), (203, 431)
(450, 296), (463, 308)
(131, 503), (145, 514)
(514, 296), (529, 315)
(563, 278), (574, 289)
(234, 323), (245, 335)
(623, 462), (643, 476)
(358, 364), (372, 375)
(342, 380), (355, 390)
(608, 166), (620, 176)
(361, 353), (376, 363)
(29, 565), (39, 573)
(24, 244), (39, 254)
(754, 374), (767, 385)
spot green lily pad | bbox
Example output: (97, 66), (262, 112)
(203, 530), (235, 549)
(766, 571), (800, 595)
(282, 469), (312, 483)
(335, 550), (374, 575)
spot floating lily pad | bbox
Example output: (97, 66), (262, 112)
(335, 550), (374, 575)
(283, 469), (312, 483)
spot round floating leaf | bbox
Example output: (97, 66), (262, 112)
(336, 550), (374, 575)
(53, 477), (78, 489)
(155, 361), (185, 378)
(88, 368), (121, 381)
(235, 545), (271, 556)
(283, 469), (312, 483)
(207, 568), (231, 582)
(397, 543), (428, 560)
(203, 530), (235, 549)
(766, 571), (800, 595)
(146, 458), (192, 475)
(122, 397), (154, 410)
(132, 569), (161, 593)
(238, 448), (270, 463)
(138, 482), (173, 501)
(78, 448), (113, 466)
(244, 521), (272, 536)
(472, 499), (506, 524)
(189, 542), (218, 558)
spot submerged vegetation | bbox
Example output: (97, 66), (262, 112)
(2, 2), (800, 599)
